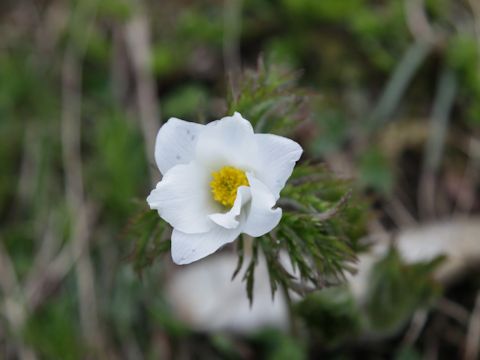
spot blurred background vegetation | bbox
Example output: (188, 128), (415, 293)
(1, 0), (480, 359)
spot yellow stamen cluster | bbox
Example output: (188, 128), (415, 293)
(210, 166), (249, 207)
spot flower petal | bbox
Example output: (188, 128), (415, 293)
(147, 162), (216, 233)
(195, 112), (259, 171)
(254, 134), (303, 199)
(208, 186), (251, 229)
(243, 174), (282, 237)
(155, 117), (204, 175)
(171, 225), (243, 265)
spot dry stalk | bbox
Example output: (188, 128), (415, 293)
(125, 10), (161, 185)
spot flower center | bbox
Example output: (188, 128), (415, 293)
(210, 166), (249, 207)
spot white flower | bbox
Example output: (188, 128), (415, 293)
(147, 112), (303, 265)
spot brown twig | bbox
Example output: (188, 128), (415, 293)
(277, 198), (309, 213)
(384, 196), (418, 228)
(24, 203), (96, 312)
(0, 240), (36, 360)
(402, 309), (428, 346)
(436, 298), (470, 326)
(418, 68), (457, 220)
(310, 190), (352, 221)
(368, 40), (433, 129)
(223, 0), (243, 101)
(125, 11), (161, 185)
(464, 291), (480, 360)
(404, 0), (436, 44)
(61, 52), (105, 357)
(58, 2), (105, 354)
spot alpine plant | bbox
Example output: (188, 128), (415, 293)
(147, 112), (302, 264)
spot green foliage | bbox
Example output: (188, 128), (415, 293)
(209, 333), (243, 359)
(281, 0), (364, 22)
(126, 209), (170, 276)
(267, 165), (365, 288)
(364, 249), (444, 332)
(395, 346), (423, 360)
(163, 84), (210, 119)
(280, 0), (408, 71)
(227, 65), (368, 302)
(252, 328), (307, 360)
(446, 33), (480, 126)
(107, 267), (144, 337)
(0, 51), (56, 118)
(359, 147), (394, 194)
(152, 44), (179, 76)
(310, 109), (349, 156)
(147, 294), (191, 339)
(178, 8), (224, 47)
(88, 109), (149, 220)
(97, 0), (132, 20)
(227, 61), (310, 135)
(24, 296), (83, 360)
(295, 248), (443, 346)
(0, 117), (21, 210)
(295, 287), (362, 346)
